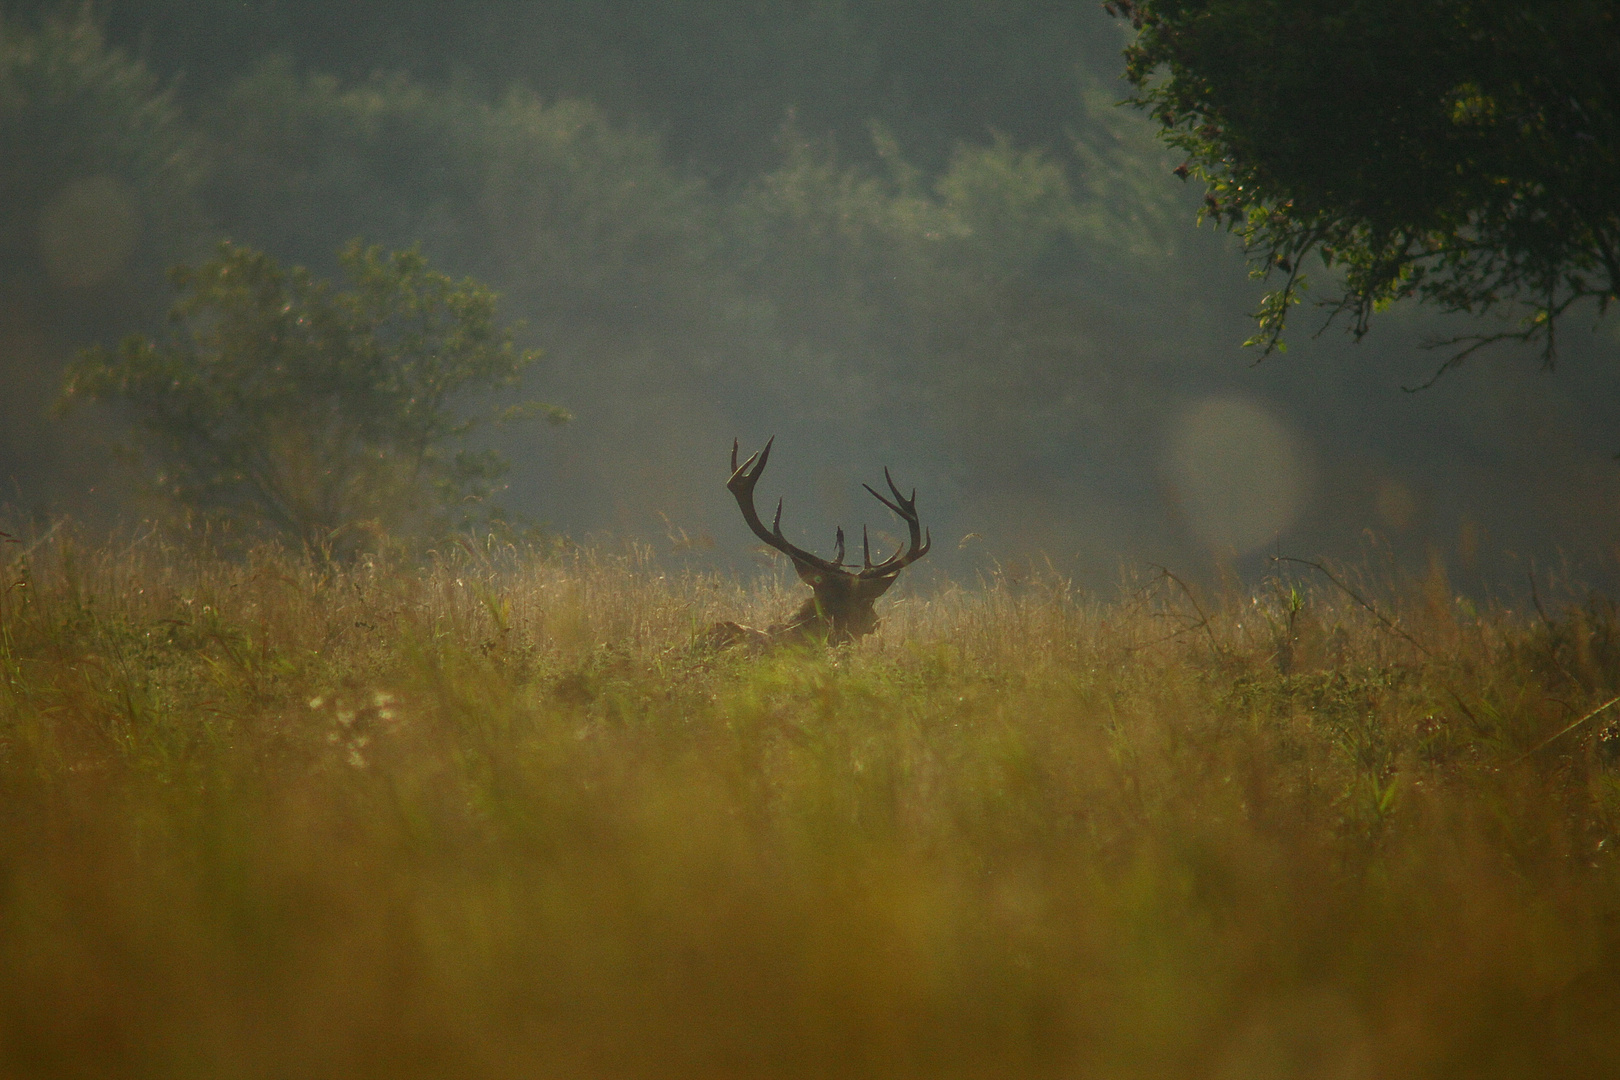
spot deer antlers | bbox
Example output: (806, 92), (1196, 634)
(727, 437), (930, 591)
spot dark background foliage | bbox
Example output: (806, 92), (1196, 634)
(1117, 0), (1619, 367)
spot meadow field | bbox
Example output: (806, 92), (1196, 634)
(1, 527), (1618, 1078)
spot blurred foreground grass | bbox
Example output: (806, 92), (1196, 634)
(2, 528), (1619, 1078)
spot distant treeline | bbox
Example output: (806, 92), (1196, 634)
(4, 5), (1212, 553)
(16, 0), (1125, 180)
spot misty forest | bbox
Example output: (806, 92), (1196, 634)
(3, 2), (1620, 1076)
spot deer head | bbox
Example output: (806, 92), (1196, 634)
(726, 437), (930, 643)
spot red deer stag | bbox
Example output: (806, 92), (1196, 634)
(707, 437), (930, 647)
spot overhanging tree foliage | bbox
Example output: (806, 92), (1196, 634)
(1112, 0), (1620, 379)
(60, 241), (568, 550)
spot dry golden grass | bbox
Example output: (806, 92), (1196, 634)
(1, 526), (1618, 1078)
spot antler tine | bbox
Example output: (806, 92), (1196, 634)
(859, 466), (929, 577)
(862, 525), (872, 569)
(863, 483), (903, 518)
(727, 437), (841, 576)
(729, 435), (772, 485)
(833, 526), (846, 567)
(887, 467), (917, 513)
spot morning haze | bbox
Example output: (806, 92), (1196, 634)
(3, 0), (1617, 584)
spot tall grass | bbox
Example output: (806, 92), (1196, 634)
(2, 527), (1618, 1078)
